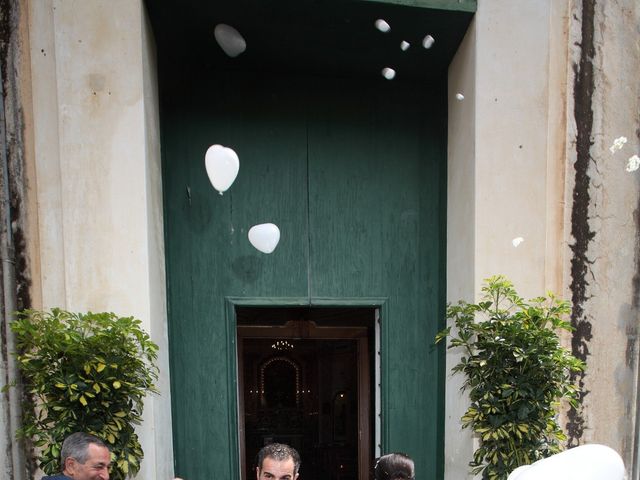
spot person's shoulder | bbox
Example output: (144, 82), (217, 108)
(42, 475), (71, 480)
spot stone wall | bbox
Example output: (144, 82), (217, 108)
(447, 0), (640, 478)
(564, 1), (640, 477)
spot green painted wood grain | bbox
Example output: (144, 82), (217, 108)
(307, 77), (446, 477)
(359, 0), (476, 12)
(162, 73), (446, 478)
(163, 72), (309, 479)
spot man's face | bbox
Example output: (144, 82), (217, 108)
(256, 456), (298, 480)
(64, 443), (111, 480)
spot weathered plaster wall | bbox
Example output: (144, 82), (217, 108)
(446, 14), (476, 480)
(448, 0), (640, 477)
(564, 0), (640, 477)
(24, 1), (173, 478)
(1, 0), (34, 478)
(472, 0), (569, 296)
(446, 1), (571, 477)
(139, 7), (174, 480)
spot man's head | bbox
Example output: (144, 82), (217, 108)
(60, 432), (111, 480)
(256, 443), (301, 480)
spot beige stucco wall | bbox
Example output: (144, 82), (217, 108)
(472, 0), (568, 295)
(445, 13), (476, 480)
(448, 0), (640, 478)
(447, 1), (571, 477)
(24, 1), (173, 478)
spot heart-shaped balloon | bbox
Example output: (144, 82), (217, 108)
(205, 144), (239, 195)
(248, 223), (280, 254)
(507, 444), (624, 480)
(214, 24), (247, 58)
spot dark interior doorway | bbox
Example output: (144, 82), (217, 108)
(237, 307), (376, 480)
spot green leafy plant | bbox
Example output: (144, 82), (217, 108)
(435, 276), (584, 480)
(9, 309), (158, 480)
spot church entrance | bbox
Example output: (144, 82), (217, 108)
(237, 307), (375, 480)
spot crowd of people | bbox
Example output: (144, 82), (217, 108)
(44, 432), (415, 480)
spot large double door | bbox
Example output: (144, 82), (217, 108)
(162, 71), (446, 479)
(237, 307), (374, 480)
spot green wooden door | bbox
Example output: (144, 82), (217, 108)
(162, 71), (446, 478)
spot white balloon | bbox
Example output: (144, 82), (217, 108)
(382, 67), (396, 80)
(400, 41), (410, 51)
(508, 466), (530, 479)
(507, 444), (625, 480)
(214, 24), (247, 58)
(205, 144), (239, 194)
(248, 223), (281, 254)
(375, 19), (391, 33)
(423, 34), (435, 49)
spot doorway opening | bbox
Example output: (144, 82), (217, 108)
(236, 306), (377, 480)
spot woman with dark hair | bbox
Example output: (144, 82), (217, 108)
(374, 452), (415, 480)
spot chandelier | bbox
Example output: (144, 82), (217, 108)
(271, 340), (294, 351)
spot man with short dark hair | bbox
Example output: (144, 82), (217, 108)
(43, 432), (111, 480)
(256, 443), (301, 480)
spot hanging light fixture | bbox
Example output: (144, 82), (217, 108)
(271, 340), (294, 351)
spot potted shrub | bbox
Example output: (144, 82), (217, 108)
(9, 309), (158, 480)
(436, 276), (584, 480)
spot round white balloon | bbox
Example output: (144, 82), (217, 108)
(382, 67), (396, 80)
(214, 24), (247, 58)
(507, 444), (624, 480)
(248, 223), (281, 254)
(507, 466), (531, 480)
(423, 34), (435, 49)
(375, 19), (391, 33)
(205, 144), (240, 195)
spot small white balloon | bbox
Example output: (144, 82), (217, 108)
(205, 144), (240, 195)
(512, 237), (524, 247)
(375, 19), (391, 33)
(456, 93), (465, 101)
(382, 67), (396, 80)
(214, 24), (247, 58)
(507, 444), (624, 480)
(400, 41), (410, 51)
(248, 223), (281, 254)
(422, 34), (435, 49)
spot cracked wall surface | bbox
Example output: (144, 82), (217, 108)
(564, 0), (640, 476)
(566, 0), (596, 448)
(1, 0), (35, 478)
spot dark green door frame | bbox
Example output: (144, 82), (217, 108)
(361, 0), (476, 12)
(162, 74), (447, 479)
(224, 296), (389, 479)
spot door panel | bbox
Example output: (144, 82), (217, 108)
(162, 73), (446, 479)
(307, 77), (446, 475)
(163, 73), (310, 478)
